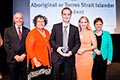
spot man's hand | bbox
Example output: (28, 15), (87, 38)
(57, 47), (65, 56)
(14, 54), (26, 62)
(63, 51), (72, 57)
(19, 54), (26, 62)
(14, 55), (21, 62)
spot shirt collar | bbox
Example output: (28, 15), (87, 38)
(63, 22), (70, 27)
(15, 26), (22, 29)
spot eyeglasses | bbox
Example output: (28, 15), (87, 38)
(36, 21), (45, 23)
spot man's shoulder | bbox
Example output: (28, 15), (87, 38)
(5, 26), (14, 31)
(70, 24), (77, 27)
(70, 24), (78, 30)
(22, 26), (30, 31)
(52, 23), (62, 29)
(53, 22), (62, 26)
(22, 26), (29, 30)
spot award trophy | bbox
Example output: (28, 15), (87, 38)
(61, 47), (69, 53)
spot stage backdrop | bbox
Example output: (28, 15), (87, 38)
(13, 0), (118, 34)
(30, 0), (116, 33)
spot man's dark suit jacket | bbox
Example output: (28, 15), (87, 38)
(4, 26), (30, 63)
(50, 22), (80, 65)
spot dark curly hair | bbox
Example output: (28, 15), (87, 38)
(94, 17), (103, 25)
(33, 14), (47, 26)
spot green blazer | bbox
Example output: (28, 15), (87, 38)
(93, 30), (113, 61)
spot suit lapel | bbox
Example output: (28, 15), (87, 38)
(21, 26), (27, 42)
(60, 23), (63, 45)
(12, 26), (20, 40)
(21, 26), (24, 41)
(12, 26), (21, 49)
(68, 24), (72, 45)
(100, 31), (104, 51)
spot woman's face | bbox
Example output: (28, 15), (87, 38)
(36, 17), (45, 29)
(79, 18), (88, 30)
(94, 21), (103, 31)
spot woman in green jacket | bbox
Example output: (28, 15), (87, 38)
(92, 17), (113, 80)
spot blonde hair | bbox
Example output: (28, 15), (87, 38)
(78, 16), (92, 31)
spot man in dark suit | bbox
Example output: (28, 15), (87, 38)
(50, 7), (81, 80)
(4, 12), (29, 80)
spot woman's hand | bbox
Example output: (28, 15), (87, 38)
(77, 49), (85, 55)
(33, 57), (42, 67)
(94, 49), (101, 55)
(107, 61), (112, 65)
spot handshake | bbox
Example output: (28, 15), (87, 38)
(57, 47), (72, 57)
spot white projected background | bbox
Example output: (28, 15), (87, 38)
(30, 0), (116, 34)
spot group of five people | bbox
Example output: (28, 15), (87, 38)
(1, 7), (113, 80)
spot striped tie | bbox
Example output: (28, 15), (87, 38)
(18, 27), (22, 40)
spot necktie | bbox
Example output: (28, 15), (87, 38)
(63, 26), (68, 47)
(62, 26), (68, 53)
(18, 27), (22, 40)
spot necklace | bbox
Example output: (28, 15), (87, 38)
(96, 31), (102, 36)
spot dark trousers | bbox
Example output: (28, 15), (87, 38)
(8, 61), (27, 80)
(53, 57), (73, 80)
(92, 55), (107, 80)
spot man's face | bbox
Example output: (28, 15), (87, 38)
(62, 9), (72, 23)
(14, 13), (23, 26)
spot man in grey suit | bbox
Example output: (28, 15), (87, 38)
(50, 7), (81, 80)
(4, 12), (29, 80)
